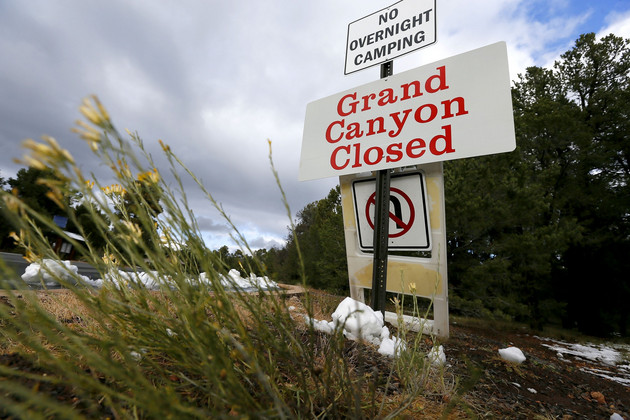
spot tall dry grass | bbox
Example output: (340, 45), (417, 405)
(0, 96), (452, 418)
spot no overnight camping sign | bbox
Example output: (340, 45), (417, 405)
(299, 42), (516, 181)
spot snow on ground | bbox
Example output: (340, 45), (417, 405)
(306, 296), (444, 361)
(20, 259), (277, 292)
(22, 259), (95, 287)
(540, 338), (622, 365)
(537, 336), (630, 387)
(200, 269), (277, 291)
(428, 344), (446, 366)
(498, 347), (526, 364)
(305, 297), (406, 357)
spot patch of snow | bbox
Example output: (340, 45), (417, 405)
(539, 338), (621, 366)
(527, 388), (537, 394)
(537, 337), (630, 387)
(378, 335), (406, 357)
(305, 297), (396, 355)
(22, 259), (92, 287)
(498, 347), (526, 364)
(217, 269), (276, 290)
(331, 297), (384, 345)
(108, 270), (161, 289)
(20, 260), (278, 292)
(428, 345), (446, 366)
(200, 269), (277, 291)
(580, 367), (630, 386)
(305, 297), (443, 360)
(305, 316), (335, 335)
(383, 311), (433, 334)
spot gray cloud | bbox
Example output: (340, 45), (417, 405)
(1, 0), (628, 250)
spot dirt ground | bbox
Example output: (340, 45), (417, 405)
(289, 290), (630, 418)
(443, 321), (630, 419)
(1, 290), (629, 418)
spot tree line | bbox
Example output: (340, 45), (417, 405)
(269, 33), (630, 337)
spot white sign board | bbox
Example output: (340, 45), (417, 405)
(352, 172), (430, 251)
(299, 42), (516, 181)
(345, 0), (436, 75)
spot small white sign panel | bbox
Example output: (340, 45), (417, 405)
(345, 0), (437, 75)
(300, 42), (516, 181)
(352, 172), (431, 251)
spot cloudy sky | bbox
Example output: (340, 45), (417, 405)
(1, 0), (629, 251)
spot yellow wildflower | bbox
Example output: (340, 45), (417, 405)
(159, 139), (170, 153)
(24, 251), (39, 263)
(102, 184), (126, 197)
(72, 120), (102, 151)
(118, 160), (132, 178)
(20, 155), (47, 170)
(79, 95), (110, 127)
(149, 168), (159, 183)
(79, 104), (101, 125)
(137, 168), (160, 184)
(92, 95), (110, 123)
(8, 231), (21, 244)
(102, 253), (119, 266)
(409, 282), (417, 294)
(120, 221), (142, 244)
(38, 136), (75, 164)
(19, 136), (75, 169)
(45, 190), (65, 209)
(3, 189), (21, 213)
(35, 177), (66, 209)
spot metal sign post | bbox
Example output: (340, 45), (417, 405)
(370, 61), (393, 314)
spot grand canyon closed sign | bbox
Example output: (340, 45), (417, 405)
(299, 42), (516, 181)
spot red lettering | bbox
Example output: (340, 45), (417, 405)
(328, 126), (456, 172)
(366, 117), (386, 136)
(361, 93), (376, 112)
(330, 145), (350, 170)
(441, 97), (468, 118)
(429, 125), (455, 155)
(400, 80), (423, 100)
(364, 147), (383, 165)
(352, 143), (362, 168)
(346, 122), (363, 140)
(388, 109), (412, 137)
(377, 88), (398, 106)
(386, 143), (403, 162)
(406, 138), (426, 158)
(337, 93), (358, 116)
(325, 120), (344, 143)
(414, 103), (438, 123)
(425, 66), (449, 93)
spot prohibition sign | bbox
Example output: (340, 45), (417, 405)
(365, 187), (415, 238)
